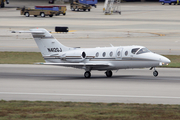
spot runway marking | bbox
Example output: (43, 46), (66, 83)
(0, 92), (180, 99)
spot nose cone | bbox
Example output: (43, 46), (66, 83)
(160, 56), (171, 65)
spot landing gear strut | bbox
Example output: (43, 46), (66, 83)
(105, 70), (113, 77)
(84, 71), (91, 78)
(150, 67), (158, 77)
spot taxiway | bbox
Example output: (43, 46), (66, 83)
(0, 64), (180, 104)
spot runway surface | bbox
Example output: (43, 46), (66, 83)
(0, 64), (180, 104)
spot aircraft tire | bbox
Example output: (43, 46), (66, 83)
(25, 12), (29, 17)
(84, 71), (91, 78)
(153, 70), (158, 77)
(105, 70), (112, 77)
(88, 9), (90, 12)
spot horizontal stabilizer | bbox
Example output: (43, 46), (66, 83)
(12, 31), (44, 34)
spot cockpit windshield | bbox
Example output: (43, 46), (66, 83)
(137, 48), (151, 54)
(131, 48), (140, 54)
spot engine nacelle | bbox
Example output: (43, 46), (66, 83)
(60, 50), (86, 62)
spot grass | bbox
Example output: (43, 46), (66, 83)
(0, 52), (180, 68)
(163, 55), (180, 68)
(0, 100), (180, 120)
(0, 52), (44, 64)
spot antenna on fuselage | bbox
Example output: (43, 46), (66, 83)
(110, 44), (114, 47)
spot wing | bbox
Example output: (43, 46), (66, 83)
(36, 62), (112, 69)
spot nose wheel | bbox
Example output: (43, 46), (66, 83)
(153, 70), (158, 77)
(84, 71), (91, 78)
(150, 67), (158, 77)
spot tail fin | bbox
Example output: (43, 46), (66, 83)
(12, 28), (70, 56)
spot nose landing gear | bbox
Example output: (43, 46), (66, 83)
(150, 67), (159, 77)
(153, 70), (158, 77)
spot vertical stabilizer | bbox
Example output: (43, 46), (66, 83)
(13, 28), (71, 56)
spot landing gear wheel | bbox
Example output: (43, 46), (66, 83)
(169, 3), (172, 5)
(153, 70), (158, 77)
(84, 71), (91, 78)
(88, 9), (90, 11)
(25, 12), (29, 17)
(105, 70), (112, 77)
(40, 12), (45, 17)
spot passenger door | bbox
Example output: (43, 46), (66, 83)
(116, 48), (123, 60)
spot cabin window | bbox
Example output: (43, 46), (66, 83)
(137, 48), (150, 55)
(102, 52), (106, 57)
(96, 52), (99, 57)
(117, 51), (121, 56)
(125, 51), (128, 56)
(131, 48), (140, 54)
(109, 51), (113, 57)
(82, 52), (86, 58)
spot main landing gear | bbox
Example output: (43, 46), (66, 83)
(84, 70), (113, 78)
(84, 71), (91, 78)
(150, 67), (158, 77)
(105, 70), (113, 77)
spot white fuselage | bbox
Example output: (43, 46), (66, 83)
(43, 45), (170, 70)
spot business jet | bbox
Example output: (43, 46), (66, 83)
(12, 27), (171, 78)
